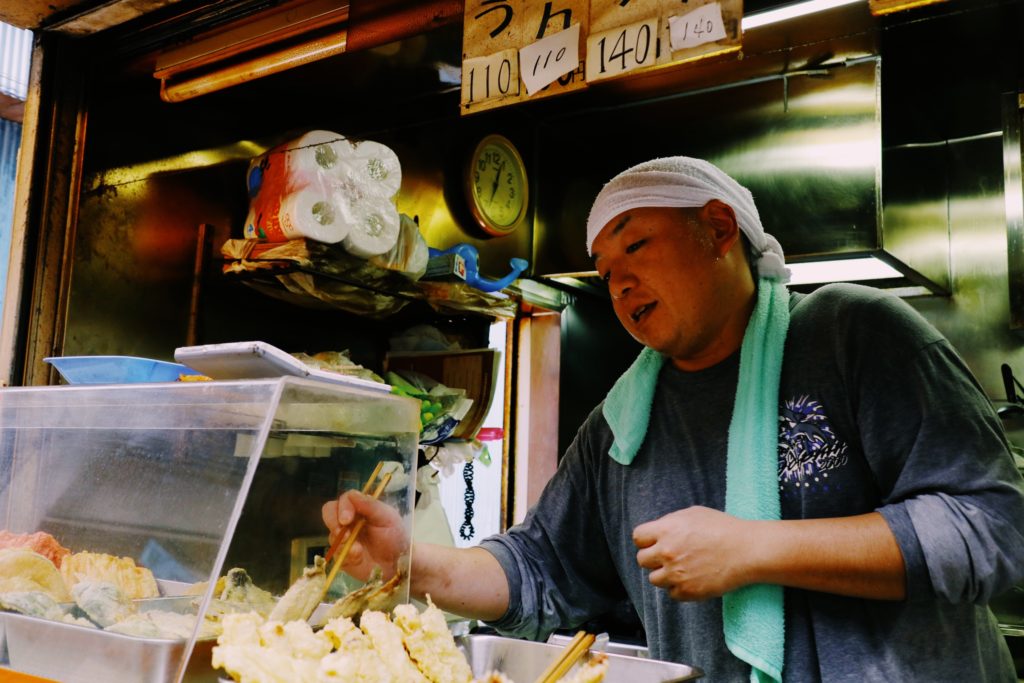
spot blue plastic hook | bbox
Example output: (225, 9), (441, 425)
(428, 244), (529, 293)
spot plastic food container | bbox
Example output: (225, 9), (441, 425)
(0, 377), (420, 682)
(43, 355), (205, 384)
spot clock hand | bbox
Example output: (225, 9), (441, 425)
(490, 160), (505, 201)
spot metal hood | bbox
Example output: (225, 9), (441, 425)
(531, 56), (950, 294)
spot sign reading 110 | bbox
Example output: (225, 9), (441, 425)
(464, 49), (520, 104)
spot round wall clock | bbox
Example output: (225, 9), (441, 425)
(465, 134), (528, 236)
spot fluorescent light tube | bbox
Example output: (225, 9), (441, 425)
(787, 256), (902, 285)
(742, 0), (863, 30)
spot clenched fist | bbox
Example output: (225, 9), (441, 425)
(633, 505), (755, 601)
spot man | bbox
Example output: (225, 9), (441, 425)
(324, 157), (1024, 681)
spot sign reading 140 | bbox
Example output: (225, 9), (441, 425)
(585, 18), (658, 83)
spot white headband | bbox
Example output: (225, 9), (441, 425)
(586, 156), (790, 282)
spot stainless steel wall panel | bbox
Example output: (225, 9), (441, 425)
(881, 143), (953, 294)
(534, 59), (884, 276)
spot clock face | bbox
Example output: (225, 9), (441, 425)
(467, 135), (528, 236)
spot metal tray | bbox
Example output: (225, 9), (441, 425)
(6, 609), (702, 683)
(3, 604), (219, 683)
(208, 634), (702, 682)
(455, 634), (703, 682)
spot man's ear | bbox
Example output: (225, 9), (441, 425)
(700, 199), (741, 256)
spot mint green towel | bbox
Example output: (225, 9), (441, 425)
(602, 278), (790, 683)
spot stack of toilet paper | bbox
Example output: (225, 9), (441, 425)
(244, 130), (403, 258)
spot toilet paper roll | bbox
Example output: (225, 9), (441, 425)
(341, 140), (402, 198)
(277, 188), (349, 244)
(341, 196), (401, 258)
(248, 130), (349, 197)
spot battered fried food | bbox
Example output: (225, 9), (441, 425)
(358, 610), (428, 682)
(268, 556), (326, 623)
(0, 548), (71, 601)
(321, 568), (404, 624)
(219, 567), (276, 615)
(0, 590), (65, 620)
(72, 581), (135, 627)
(0, 530), (70, 568)
(60, 551), (158, 600)
(392, 596), (473, 683)
(213, 612), (391, 683)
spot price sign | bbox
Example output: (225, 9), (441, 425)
(669, 2), (727, 51)
(459, 0), (740, 112)
(462, 49), (521, 105)
(661, 0), (742, 65)
(585, 18), (659, 83)
(462, 0), (587, 114)
(519, 23), (581, 96)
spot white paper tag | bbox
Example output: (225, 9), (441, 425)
(519, 23), (581, 96)
(668, 2), (728, 51)
(585, 17), (659, 83)
(461, 49), (521, 105)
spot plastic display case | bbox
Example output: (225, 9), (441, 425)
(0, 377), (420, 683)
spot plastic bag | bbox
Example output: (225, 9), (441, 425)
(387, 369), (473, 444)
(368, 214), (429, 280)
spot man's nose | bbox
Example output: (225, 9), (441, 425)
(609, 271), (635, 301)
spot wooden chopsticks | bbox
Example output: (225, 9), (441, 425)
(534, 630), (596, 683)
(320, 462), (393, 603)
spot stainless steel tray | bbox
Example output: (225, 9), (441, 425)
(455, 634), (703, 682)
(6, 610), (702, 683)
(4, 608), (218, 683)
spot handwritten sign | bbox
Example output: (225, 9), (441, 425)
(663, 0), (741, 65)
(462, 0), (587, 114)
(460, 0), (741, 113)
(669, 2), (727, 51)
(519, 22), (581, 96)
(462, 49), (521, 105)
(585, 19), (659, 83)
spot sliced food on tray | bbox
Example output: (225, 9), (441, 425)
(0, 530), (70, 568)
(268, 555), (327, 623)
(61, 550), (159, 600)
(212, 597), (610, 683)
(0, 547), (71, 601)
(393, 597), (473, 683)
(72, 580), (135, 627)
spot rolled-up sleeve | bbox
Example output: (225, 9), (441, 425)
(849, 296), (1024, 604)
(479, 419), (626, 640)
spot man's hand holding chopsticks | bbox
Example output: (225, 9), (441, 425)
(321, 490), (408, 582)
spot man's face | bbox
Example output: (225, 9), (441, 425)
(591, 205), (740, 370)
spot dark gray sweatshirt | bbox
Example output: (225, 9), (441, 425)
(481, 283), (1024, 681)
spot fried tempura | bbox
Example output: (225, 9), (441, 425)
(268, 556), (326, 623)
(392, 596), (473, 683)
(358, 610), (428, 682)
(0, 548), (71, 601)
(60, 551), (158, 600)
(72, 581), (135, 628)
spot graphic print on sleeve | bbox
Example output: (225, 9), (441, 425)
(777, 395), (849, 495)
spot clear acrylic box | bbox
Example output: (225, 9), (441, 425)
(0, 376), (420, 682)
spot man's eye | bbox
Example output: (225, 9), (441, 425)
(626, 239), (645, 254)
